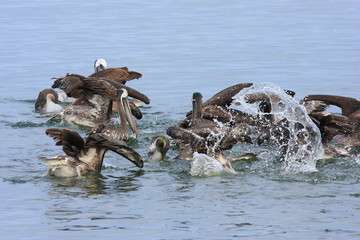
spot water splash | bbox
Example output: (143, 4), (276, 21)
(204, 119), (231, 154)
(232, 82), (324, 173)
(190, 153), (225, 176)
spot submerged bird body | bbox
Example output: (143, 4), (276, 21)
(35, 88), (62, 113)
(147, 135), (170, 162)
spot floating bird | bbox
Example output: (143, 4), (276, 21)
(35, 88), (63, 113)
(147, 135), (170, 162)
(50, 73), (150, 127)
(39, 89), (143, 177)
(89, 59), (142, 85)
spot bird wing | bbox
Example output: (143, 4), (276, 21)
(88, 68), (142, 83)
(82, 78), (150, 104)
(204, 83), (253, 107)
(110, 145), (143, 168)
(81, 78), (119, 101)
(52, 74), (86, 98)
(304, 95), (360, 117)
(45, 128), (85, 157)
(86, 132), (143, 168)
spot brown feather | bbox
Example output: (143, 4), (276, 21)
(88, 68), (142, 84)
(52, 74), (86, 98)
(304, 95), (360, 117)
(204, 83), (253, 107)
(45, 128), (85, 157)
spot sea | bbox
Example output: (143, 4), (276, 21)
(1, 0), (360, 239)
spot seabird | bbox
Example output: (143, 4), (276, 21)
(50, 73), (150, 127)
(147, 135), (170, 162)
(39, 88), (143, 177)
(35, 88), (63, 113)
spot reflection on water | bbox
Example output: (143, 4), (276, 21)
(46, 170), (145, 197)
(109, 169), (145, 192)
(47, 173), (107, 196)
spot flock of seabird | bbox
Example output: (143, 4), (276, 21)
(36, 59), (360, 176)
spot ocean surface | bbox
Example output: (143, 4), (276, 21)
(1, 0), (360, 239)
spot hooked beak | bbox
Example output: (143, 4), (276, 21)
(116, 95), (138, 137)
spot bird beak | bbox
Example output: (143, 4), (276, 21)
(117, 96), (138, 137)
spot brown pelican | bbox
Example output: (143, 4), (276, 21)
(89, 59), (142, 85)
(35, 88), (63, 113)
(167, 92), (254, 173)
(147, 135), (170, 162)
(302, 94), (360, 157)
(39, 88), (143, 177)
(50, 73), (150, 127)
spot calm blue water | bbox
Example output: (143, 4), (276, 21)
(1, 0), (360, 239)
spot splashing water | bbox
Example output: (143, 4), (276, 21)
(205, 119), (231, 154)
(232, 83), (324, 173)
(190, 153), (225, 176)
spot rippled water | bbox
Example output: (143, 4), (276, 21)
(1, 0), (360, 239)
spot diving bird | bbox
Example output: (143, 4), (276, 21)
(35, 88), (63, 113)
(89, 59), (142, 85)
(39, 88), (143, 177)
(147, 135), (170, 162)
(50, 73), (150, 127)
